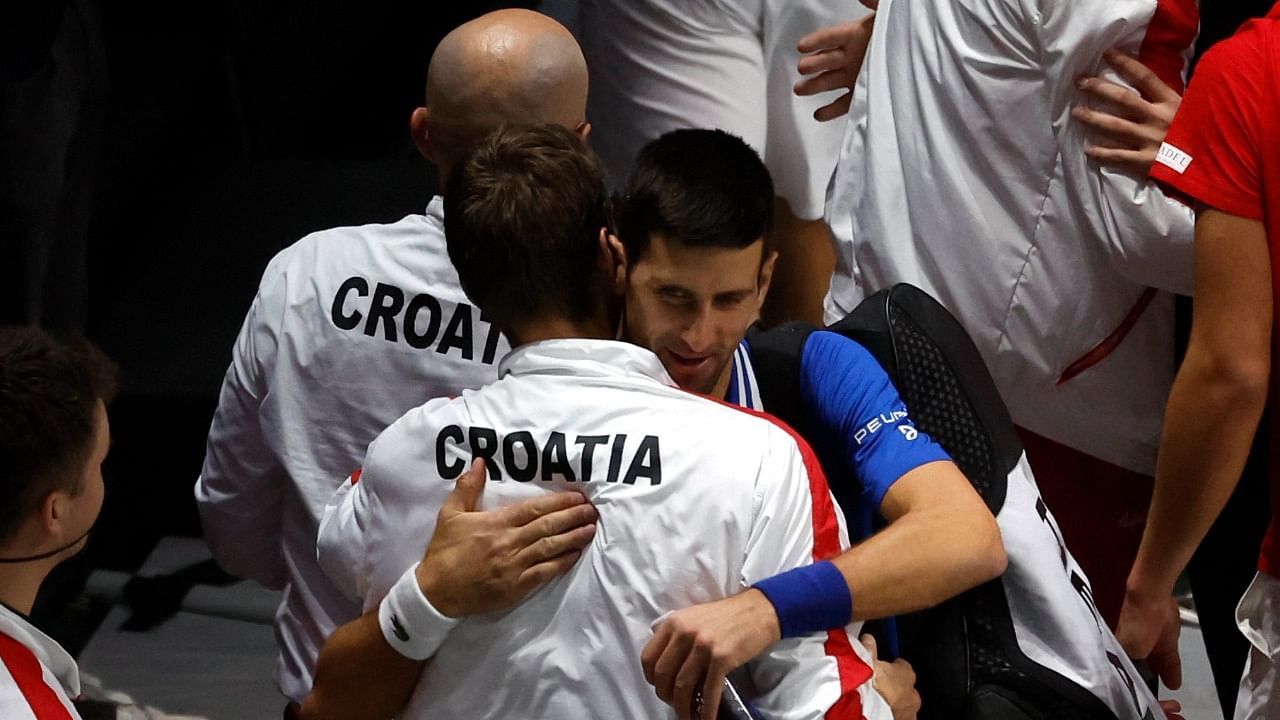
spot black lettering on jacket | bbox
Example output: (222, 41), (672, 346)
(331, 277), (369, 330)
(432, 426), (662, 486)
(328, 276), (500, 364)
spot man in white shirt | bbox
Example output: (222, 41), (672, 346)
(194, 9), (599, 708)
(819, 0), (1198, 628)
(311, 124), (887, 720)
(0, 327), (117, 720)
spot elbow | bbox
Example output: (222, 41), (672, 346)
(969, 514), (1007, 584)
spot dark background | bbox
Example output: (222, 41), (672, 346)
(0, 1), (1274, 713)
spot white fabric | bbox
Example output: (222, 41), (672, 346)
(998, 455), (1165, 719)
(578, 0), (868, 219)
(377, 563), (459, 661)
(824, 0), (1197, 474)
(194, 197), (507, 702)
(0, 605), (81, 720)
(318, 338), (889, 720)
(1235, 572), (1280, 720)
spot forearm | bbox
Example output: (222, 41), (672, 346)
(299, 611), (424, 720)
(1128, 350), (1267, 598)
(834, 512), (1004, 619)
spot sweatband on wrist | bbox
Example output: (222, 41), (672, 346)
(752, 560), (853, 639)
(378, 563), (461, 660)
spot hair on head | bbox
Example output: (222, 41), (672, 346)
(0, 327), (117, 544)
(444, 123), (610, 332)
(617, 128), (775, 262)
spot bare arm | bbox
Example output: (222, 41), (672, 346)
(833, 461), (1006, 619)
(641, 461), (1004, 719)
(301, 460), (598, 720)
(1116, 209), (1271, 688)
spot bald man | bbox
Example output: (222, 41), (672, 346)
(195, 10), (598, 711)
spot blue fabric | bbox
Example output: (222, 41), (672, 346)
(752, 561), (852, 639)
(796, 331), (951, 517)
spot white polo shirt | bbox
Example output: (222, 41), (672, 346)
(195, 197), (508, 702)
(319, 338), (888, 720)
(824, 0), (1198, 474)
(0, 605), (81, 720)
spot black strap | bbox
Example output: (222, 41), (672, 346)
(742, 321), (816, 434)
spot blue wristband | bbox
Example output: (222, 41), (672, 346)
(752, 561), (852, 639)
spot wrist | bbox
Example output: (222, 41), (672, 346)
(752, 561), (853, 639)
(380, 563), (462, 660)
(415, 558), (463, 618)
(741, 588), (782, 646)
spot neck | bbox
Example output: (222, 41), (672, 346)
(506, 313), (618, 347)
(0, 560), (53, 616)
(710, 359), (734, 400)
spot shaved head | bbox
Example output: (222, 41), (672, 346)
(422, 10), (588, 169)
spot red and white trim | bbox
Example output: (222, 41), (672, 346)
(0, 632), (76, 720)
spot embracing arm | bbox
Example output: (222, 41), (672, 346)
(1117, 209), (1270, 688)
(833, 460), (1005, 620)
(302, 460), (598, 720)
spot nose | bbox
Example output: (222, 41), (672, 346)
(680, 306), (716, 354)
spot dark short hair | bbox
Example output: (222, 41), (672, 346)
(444, 123), (609, 331)
(0, 327), (118, 544)
(616, 128), (775, 262)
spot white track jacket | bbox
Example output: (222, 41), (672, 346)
(0, 605), (81, 720)
(195, 197), (507, 702)
(318, 339), (887, 720)
(824, 0), (1198, 474)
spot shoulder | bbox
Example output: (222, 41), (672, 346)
(0, 631), (74, 718)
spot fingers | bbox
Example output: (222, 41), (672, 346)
(651, 629), (695, 706)
(797, 24), (856, 54)
(512, 498), (598, 549)
(699, 668), (725, 720)
(497, 488), (590, 527)
(1151, 611), (1183, 690)
(1075, 76), (1150, 120)
(814, 93), (854, 122)
(511, 549), (582, 601)
(1072, 106), (1159, 147)
(440, 458), (487, 515)
(672, 644), (710, 720)
(860, 633), (880, 663)
(642, 622), (672, 687)
(512, 516), (598, 567)
(797, 50), (850, 79)
(1104, 49), (1181, 103)
(1083, 144), (1155, 174)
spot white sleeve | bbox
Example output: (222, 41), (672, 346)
(194, 261), (289, 589)
(317, 400), (454, 610)
(316, 468), (371, 605)
(739, 429), (885, 720)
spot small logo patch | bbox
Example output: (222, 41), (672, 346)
(1155, 143), (1192, 174)
(391, 614), (410, 642)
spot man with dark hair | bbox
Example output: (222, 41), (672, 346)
(312, 123), (886, 720)
(616, 128), (1172, 720)
(0, 326), (116, 719)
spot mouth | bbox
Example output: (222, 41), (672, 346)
(665, 350), (714, 374)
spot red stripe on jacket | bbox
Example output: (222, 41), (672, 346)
(0, 631), (74, 719)
(709, 397), (874, 719)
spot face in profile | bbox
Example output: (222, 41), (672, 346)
(624, 234), (773, 395)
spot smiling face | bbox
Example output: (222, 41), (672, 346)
(624, 233), (775, 396)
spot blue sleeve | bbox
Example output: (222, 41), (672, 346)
(799, 331), (952, 512)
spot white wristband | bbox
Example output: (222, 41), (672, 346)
(378, 563), (461, 660)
